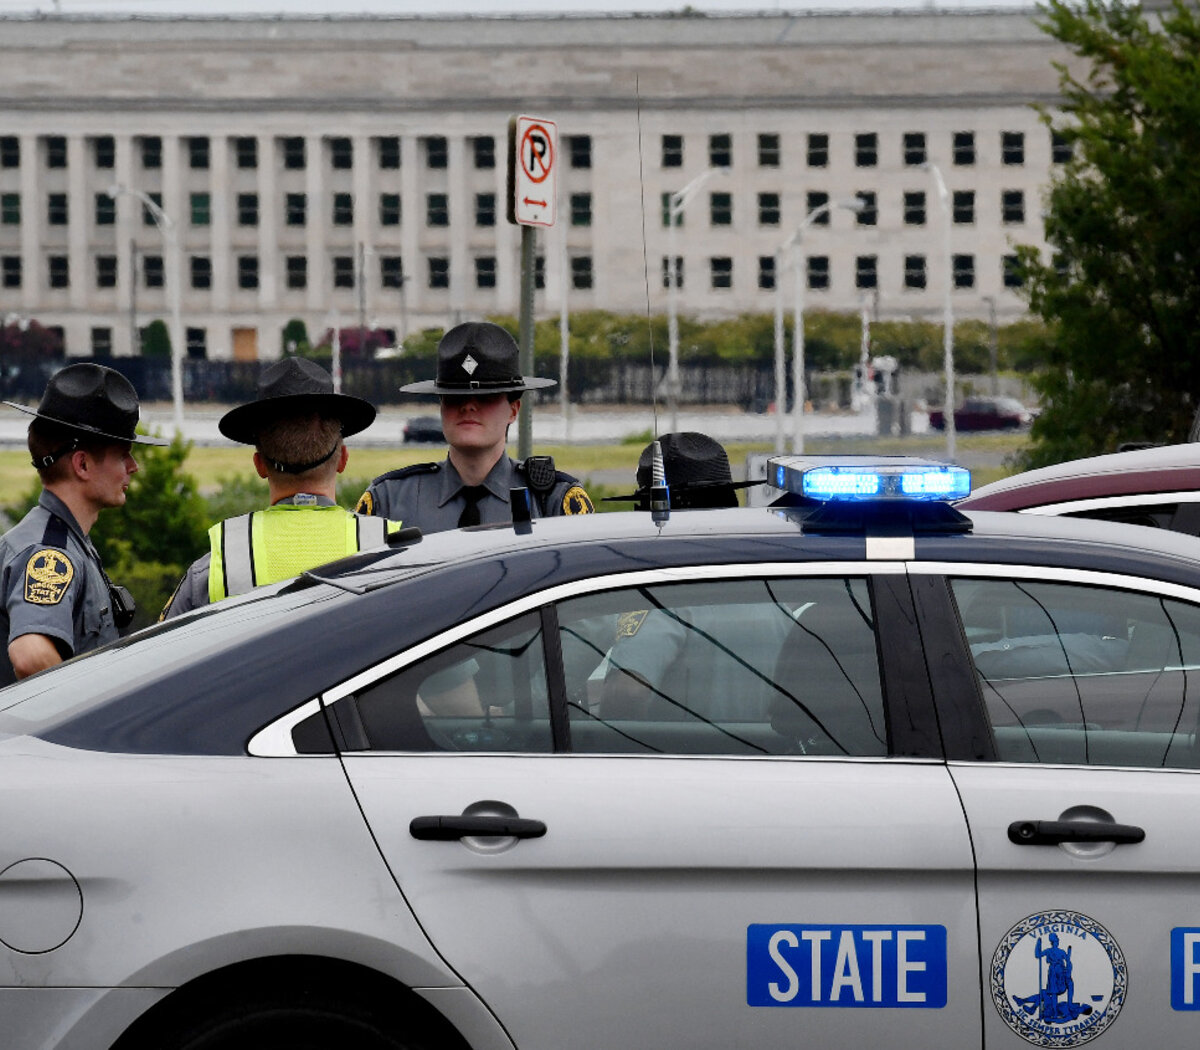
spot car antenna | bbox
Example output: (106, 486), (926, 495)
(635, 73), (670, 523)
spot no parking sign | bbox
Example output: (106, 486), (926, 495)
(507, 115), (557, 227)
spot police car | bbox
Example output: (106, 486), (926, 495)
(4, 455), (1200, 1050)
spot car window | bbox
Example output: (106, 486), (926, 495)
(951, 577), (1200, 769)
(557, 576), (887, 758)
(329, 611), (553, 753)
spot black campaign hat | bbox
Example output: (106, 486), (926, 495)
(5, 362), (167, 446)
(219, 357), (377, 445)
(605, 432), (758, 509)
(400, 321), (556, 396)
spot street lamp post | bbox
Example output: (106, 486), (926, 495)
(923, 162), (956, 461)
(108, 184), (184, 435)
(667, 167), (729, 432)
(775, 197), (863, 454)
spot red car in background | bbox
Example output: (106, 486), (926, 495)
(930, 396), (1033, 432)
(958, 442), (1200, 536)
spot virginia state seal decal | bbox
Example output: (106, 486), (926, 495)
(991, 910), (1127, 1047)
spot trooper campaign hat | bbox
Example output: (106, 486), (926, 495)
(219, 357), (377, 446)
(606, 432), (758, 510)
(400, 321), (557, 396)
(5, 362), (167, 446)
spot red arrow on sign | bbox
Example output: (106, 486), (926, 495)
(523, 197), (547, 207)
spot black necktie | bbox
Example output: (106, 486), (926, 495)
(458, 485), (488, 527)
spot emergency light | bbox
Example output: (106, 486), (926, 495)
(770, 456), (971, 503)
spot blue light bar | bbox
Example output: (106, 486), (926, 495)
(769, 456), (971, 503)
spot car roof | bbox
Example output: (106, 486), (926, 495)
(959, 443), (1200, 511)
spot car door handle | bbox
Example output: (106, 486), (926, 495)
(1008, 820), (1145, 846)
(409, 815), (547, 841)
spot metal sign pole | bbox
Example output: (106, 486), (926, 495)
(518, 225), (536, 460)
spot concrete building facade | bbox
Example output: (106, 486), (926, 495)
(0, 9), (1070, 360)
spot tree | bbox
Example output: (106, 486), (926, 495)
(1016, 0), (1200, 468)
(140, 319), (172, 358)
(281, 318), (310, 356)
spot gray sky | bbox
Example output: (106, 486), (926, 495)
(0, 0), (1037, 14)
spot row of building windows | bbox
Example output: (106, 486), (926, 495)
(0, 186), (1031, 231)
(0, 251), (1025, 294)
(0, 129), (1072, 175)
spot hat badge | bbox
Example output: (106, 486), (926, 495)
(462, 354), (478, 375)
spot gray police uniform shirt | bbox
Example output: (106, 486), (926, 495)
(357, 455), (593, 534)
(0, 490), (119, 686)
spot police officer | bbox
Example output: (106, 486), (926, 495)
(0, 363), (166, 683)
(356, 321), (593, 532)
(161, 357), (402, 619)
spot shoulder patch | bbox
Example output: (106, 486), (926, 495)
(372, 462), (441, 485)
(25, 549), (74, 605)
(354, 490), (374, 515)
(562, 484), (594, 515)
(616, 609), (648, 638)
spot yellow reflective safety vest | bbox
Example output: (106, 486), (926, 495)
(207, 503), (401, 603)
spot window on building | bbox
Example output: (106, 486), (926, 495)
(855, 255), (877, 289)
(903, 132), (926, 166)
(190, 192), (210, 226)
(903, 190), (926, 226)
(571, 255), (593, 289)
(190, 255), (211, 290)
(95, 255), (117, 289)
(662, 134), (683, 168)
(332, 192), (353, 226)
(282, 137), (306, 170)
(952, 131), (975, 166)
(141, 136), (162, 170)
(47, 193), (68, 226)
(378, 136), (401, 170)
(758, 133), (780, 167)
(329, 137), (353, 170)
(855, 133), (877, 167)
(188, 137), (209, 170)
(333, 256), (355, 289)
(475, 256), (497, 289)
(235, 137), (258, 169)
(758, 255), (775, 290)
(285, 255), (306, 290)
(710, 256), (732, 289)
(48, 255), (69, 289)
(661, 192), (682, 228)
(1002, 131), (1025, 165)
(379, 193), (401, 226)
(569, 135), (592, 169)
(1002, 189), (1025, 224)
(1, 193), (18, 225)
(1003, 254), (1024, 288)
(806, 191), (830, 225)
(143, 254), (164, 289)
(0, 137), (18, 168)
(2, 256), (21, 288)
(93, 136), (115, 169)
(45, 136), (67, 169)
(758, 192), (780, 226)
(952, 190), (975, 224)
(426, 193), (449, 227)
(475, 192), (496, 227)
(855, 191), (877, 226)
(471, 136), (494, 169)
(237, 255), (258, 290)
(570, 192), (592, 227)
(143, 192), (163, 227)
(381, 255), (404, 289)
(91, 327), (112, 355)
(186, 327), (207, 359)
(953, 253), (975, 288)
(708, 133), (731, 168)
(710, 192), (732, 226)
(535, 254), (546, 291)
(238, 193), (259, 227)
(285, 193), (306, 227)
(807, 255), (829, 290)
(904, 254), (926, 290)
(661, 255), (683, 290)
(424, 136), (448, 169)
(1051, 130), (1073, 164)
(95, 192), (115, 226)
(428, 256), (449, 289)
